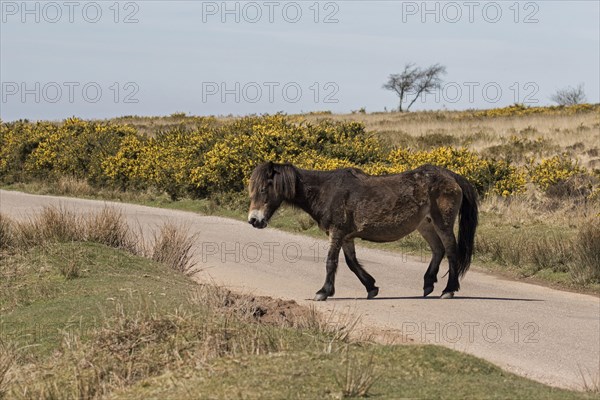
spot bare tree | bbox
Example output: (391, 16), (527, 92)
(551, 83), (587, 106)
(383, 63), (446, 112)
(382, 63), (419, 112)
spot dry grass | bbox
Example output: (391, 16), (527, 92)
(149, 223), (197, 275)
(0, 340), (18, 399)
(4, 179), (171, 208)
(480, 190), (599, 229)
(578, 365), (600, 393)
(9, 308), (201, 399)
(58, 257), (81, 280)
(85, 207), (135, 251)
(571, 220), (600, 285)
(0, 214), (13, 252)
(475, 209), (600, 286)
(336, 347), (379, 398)
(13, 206), (83, 247)
(4, 107), (599, 290)
(304, 109), (600, 168)
(1, 206), (197, 276)
(305, 109), (600, 287)
(474, 191), (600, 286)
(56, 176), (96, 197)
(7, 288), (339, 399)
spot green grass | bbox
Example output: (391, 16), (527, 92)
(0, 242), (197, 356)
(1, 242), (595, 399)
(113, 345), (591, 400)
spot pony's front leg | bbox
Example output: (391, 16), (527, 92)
(314, 233), (343, 301)
(342, 240), (379, 299)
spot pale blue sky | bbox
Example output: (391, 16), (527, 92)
(1, 1), (598, 120)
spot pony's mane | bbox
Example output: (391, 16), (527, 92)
(249, 162), (297, 200)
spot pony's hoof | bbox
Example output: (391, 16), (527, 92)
(440, 292), (454, 299)
(423, 286), (434, 297)
(367, 287), (379, 299)
(313, 293), (328, 301)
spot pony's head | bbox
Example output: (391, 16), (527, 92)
(247, 162), (296, 229)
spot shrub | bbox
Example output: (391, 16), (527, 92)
(0, 120), (56, 183)
(487, 161), (528, 197)
(101, 133), (148, 190)
(1, 114), (587, 200)
(102, 126), (218, 198)
(188, 115), (382, 193)
(471, 103), (598, 118)
(530, 154), (585, 191)
(545, 173), (598, 199)
(484, 135), (558, 163)
(24, 118), (136, 185)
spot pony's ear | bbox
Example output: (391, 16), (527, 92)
(266, 161), (275, 178)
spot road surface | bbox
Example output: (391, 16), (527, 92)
(1, 190), (598, 390)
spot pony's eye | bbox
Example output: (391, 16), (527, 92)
(260, 187), (267, 194)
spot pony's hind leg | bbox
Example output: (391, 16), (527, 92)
(433, 226), (460, 298)
(342, 240), (379, 299)
(430, 192), (462, 299)
(417, 220), (445, 297)
(440, 231), (460, 299)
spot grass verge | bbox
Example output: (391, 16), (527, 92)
(1, 242), (595, 399)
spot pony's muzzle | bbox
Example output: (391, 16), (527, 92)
(248, 210), (267, 229)
(248, 218), (267, 229)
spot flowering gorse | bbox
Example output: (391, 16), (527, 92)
(529, 154), (585, 191)
(470, 103), (598, 118)
(1, 114), (594, 199)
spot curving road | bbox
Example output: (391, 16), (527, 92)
(1, 190), (598, 390)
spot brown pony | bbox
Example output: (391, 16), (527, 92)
(248, 162), (478, 300)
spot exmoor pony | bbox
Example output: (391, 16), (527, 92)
(248, 162), (478, 301)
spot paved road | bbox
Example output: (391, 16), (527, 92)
(1, 190), (598, 390)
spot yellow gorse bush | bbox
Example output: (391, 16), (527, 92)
(27, 118), (136, 182)
(0, 114), (593, 199)
(188, 115), (383, 193)
(529, 154), (585, 191)
(470, 103), (599, 118)
(0, 120), (56, 179)
(103, 127), (217, 198)
(1, 118), (136, 185)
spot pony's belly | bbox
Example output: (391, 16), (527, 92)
(354, 223), (418, 243)
(352, 204), (429, 243)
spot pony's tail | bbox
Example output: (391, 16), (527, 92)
(454, 174), (479, 278)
